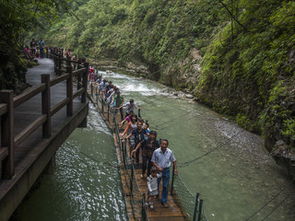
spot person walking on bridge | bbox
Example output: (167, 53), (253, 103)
(151, 139), (177, 208)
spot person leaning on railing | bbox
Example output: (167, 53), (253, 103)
(111, 89), (124, 121)
(151, 139), (177, 208)
(123, 99), (138, 117)
(131, 130), (159, 178)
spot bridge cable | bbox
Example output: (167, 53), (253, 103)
(244, 188), (285, 221)
(178, 129), (243, 168)
(259, 194), (290, 221)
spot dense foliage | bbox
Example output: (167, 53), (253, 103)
(10, 0), (295, 150)
(197, 0), (295, 150)
(0, 0), (78, 92)
(42, 0), (294, 151)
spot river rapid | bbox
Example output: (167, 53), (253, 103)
(15, 71), (295, 221)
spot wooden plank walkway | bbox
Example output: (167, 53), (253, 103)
(12, 59), (84, 167)
(90, 91), (187, 221)
(0, 57), (89, 221)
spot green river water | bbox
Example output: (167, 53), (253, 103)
(14, 71), (295, 221)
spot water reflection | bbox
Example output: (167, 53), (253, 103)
(15, 107), (127, 221)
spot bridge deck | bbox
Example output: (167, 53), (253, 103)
(93, 93), (187, 221)
(0, 58), (88, 221)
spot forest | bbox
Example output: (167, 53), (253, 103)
(1, 0), (295, 152)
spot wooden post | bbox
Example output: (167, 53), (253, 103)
(53, 49), (58, 74)
(82, 62), (89, 103)
(0, 90), (14, 179)
(41, 74), (51, 138)
(77, 62), (82, 92)
(58, 49), (62, 75)
(66, 56), (73, 116)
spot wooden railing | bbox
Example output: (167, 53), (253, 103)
(0, 48), (89, 179)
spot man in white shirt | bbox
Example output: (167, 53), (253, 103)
(123, 99), (138, 116)
(151, 139), (177, 207)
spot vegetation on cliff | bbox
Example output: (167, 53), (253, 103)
(38, 0), (295, 151)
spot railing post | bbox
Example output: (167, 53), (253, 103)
(101, 97), (104, 113)
(53, 49), (58, 74)
(82, 62), (89, 103)
(170, 166), (175, 195)
(107, 104), (110, 121)
(197, 199), (203, 221)
(141, 193), (147, 221)
(77, 71), (81, 92)
(130, 164), (134, 196)
(193, 193), (200, 221)
(66, 56), (73, 116)
(58, 49), (62, 75)
(90, 82), (94, 97)
(41, 74), (51, 138)
(0, 90), (14, 178)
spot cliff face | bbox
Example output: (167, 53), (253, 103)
(43, 0), (295, 151)
(196, 1), (295, 151)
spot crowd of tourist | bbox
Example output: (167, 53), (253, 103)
(88, 69), (177, 209)
(24, 39), (48, 59)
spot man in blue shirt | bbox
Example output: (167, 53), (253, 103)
(151, 139), (177, 207)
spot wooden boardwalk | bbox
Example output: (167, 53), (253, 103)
(91, 91), (187, 221)
(0, 54), (89, 221)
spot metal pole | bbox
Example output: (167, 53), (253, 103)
(101, 97), (104, 113)
(130, 164), (134, 196)
(170, 166), (175, 195)
(197, 199), (203, 221)
(141, 193), (147, 221)
(193, 193), (200, 221)
(107, 104), (110, 122)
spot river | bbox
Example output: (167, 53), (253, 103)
(14, 71), (295, 221)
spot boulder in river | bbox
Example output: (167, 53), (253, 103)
(185, 94), (194, 99)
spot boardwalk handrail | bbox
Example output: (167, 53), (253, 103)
(0, 51), (89, 179)
(13, 84), (46, 107)
(0, 103), (7, 116)
(72, 68), (86, 76)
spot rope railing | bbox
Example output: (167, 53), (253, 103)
(113, 118), (151, 220)
(172, 174), (208, 221)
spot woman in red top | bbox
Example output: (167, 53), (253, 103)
(88, 66), (95, 82)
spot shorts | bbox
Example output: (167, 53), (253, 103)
(149, 190), (158, 196)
